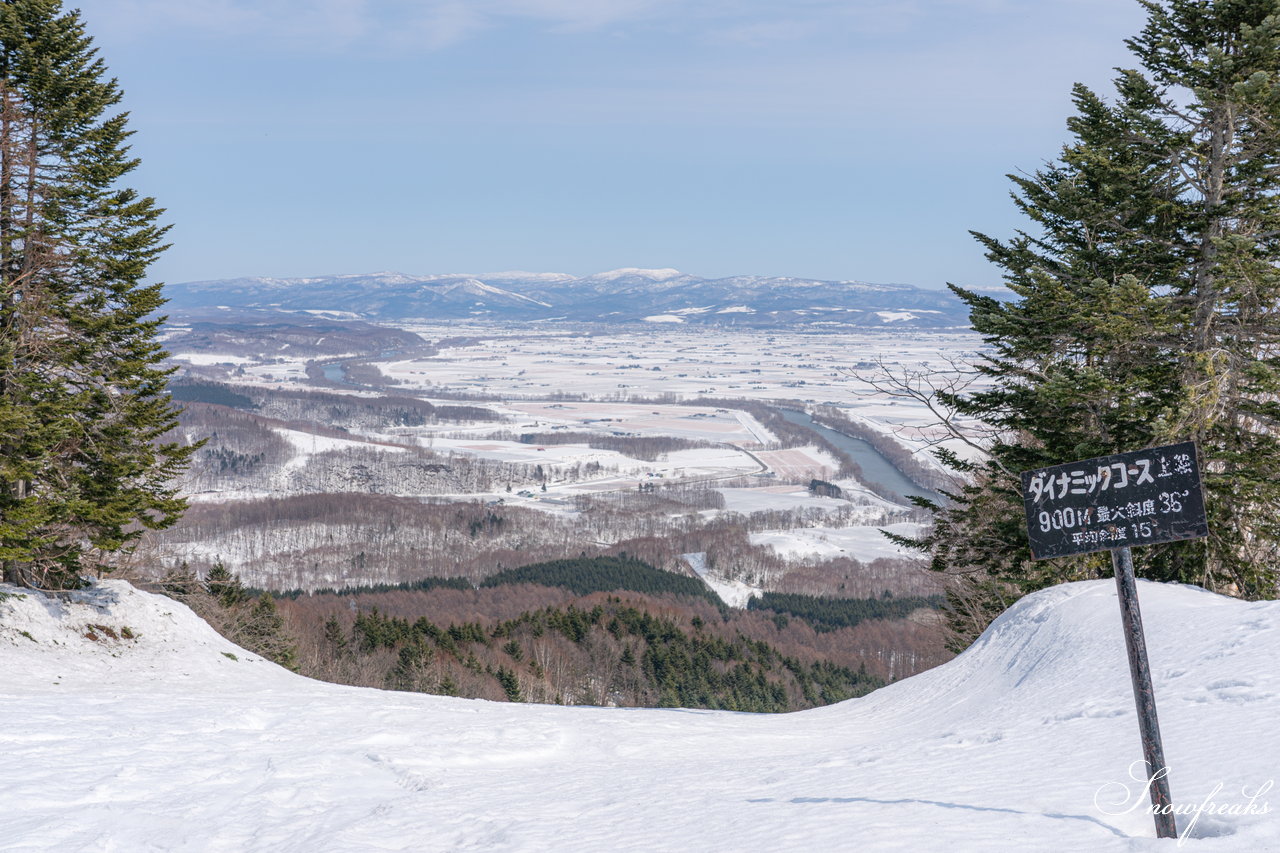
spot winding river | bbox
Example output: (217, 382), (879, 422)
(776, 408), (941, 505)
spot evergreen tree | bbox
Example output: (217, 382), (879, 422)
(205, 561), (247, 608)
(203, 560), (248, 607)
(239, 593), (298, 672)
(388, 641), (435, 692)
(914, 0), (1280, 647)
(322, 614), (348, 657)
(0, 0), (193, 589)
(495, 666), (522, 702)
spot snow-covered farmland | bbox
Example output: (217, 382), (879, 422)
(169, 323), (984, 486)
(503, 400), (775, 446)
(717, 484), (848, 514)
(751, 521), (926, 562)
(375, 326), (985, 483)
(377, 325), (979, 408)
(160, 323), (982, 587)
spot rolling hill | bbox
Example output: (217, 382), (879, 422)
(162, 268), (973, 328)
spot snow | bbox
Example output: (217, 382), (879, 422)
(642, 314), (685, 323)
(732, 409), (775, 445)
(169, 352), (259, 365)
(584, 267), (683, 281)
(661, 446), (761, 476)
(366, 325), (980, 410)
(750, 522), (924, 562)
(273, 427), (403, 464)
(683, 552), (762, 608)
(835, 406), (989, 471)
(752, 446), (839, 479)
(2, 579), (1279, 849)
(298, 309), (363, 319)
(479, 271), (576, 282)
(4, 580), (1280, 849)
(717, 485), (845, 514)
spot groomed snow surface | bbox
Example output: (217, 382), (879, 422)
(3, 579), (1278, 851)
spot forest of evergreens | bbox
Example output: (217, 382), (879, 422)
(748, 591), (945, 632)
(480, 556), (719, 603)
(167, 382), (257, 410)
(300, 593), (888, 711)
(512, 430), (719, 462)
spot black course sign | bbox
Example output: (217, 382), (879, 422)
(1021, 441), (1208, 559)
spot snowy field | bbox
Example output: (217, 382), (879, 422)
(750, 522), (926, 562)
(167, 323), (986, 497)
(380, 325), (988, 474)
(3, 579), (1277, 851)
(383, 325), (979, 408)
(717, 485), (851, 514)
(502, 400), (775, 446)
(418, 435), (762, 480)
(169, 324), (981, 441)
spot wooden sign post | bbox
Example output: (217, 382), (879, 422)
(1021, 441), (1209, 840)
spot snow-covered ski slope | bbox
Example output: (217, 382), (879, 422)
(2, 579), (1277, 851)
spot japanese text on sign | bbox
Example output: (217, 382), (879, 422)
(1021, 442), (1207, 560)
(1025, 452), (1194, 504)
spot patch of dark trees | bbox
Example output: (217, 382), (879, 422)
(479, 555), (719, 604)
(748, 591), (945, 633)
(808, 478), (843, 498)
(514, 430), (719, 462)
(250, 551), (952, 709)
(168, 381), (257, 410)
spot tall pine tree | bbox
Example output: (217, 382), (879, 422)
(913, 0), (1280, 646)
(0, 0), (193, 589)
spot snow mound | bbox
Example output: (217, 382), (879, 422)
(2, 579), (1278, 850)
(0, 580), (285, 690)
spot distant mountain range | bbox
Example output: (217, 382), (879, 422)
(163, 268), (973, 329)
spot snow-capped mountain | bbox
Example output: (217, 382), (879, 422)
(162, 268), (971, 328)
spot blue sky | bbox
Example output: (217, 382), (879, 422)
(83, 0), (1148, 289)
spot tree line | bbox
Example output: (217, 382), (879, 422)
(139, 486), (923, 599)
(291, 592), (891, 711)
(479, 555), (720, 603)
(169, 379), (502, 427)
(748, 591), (945, 633)
(165, 319), (426, 361)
